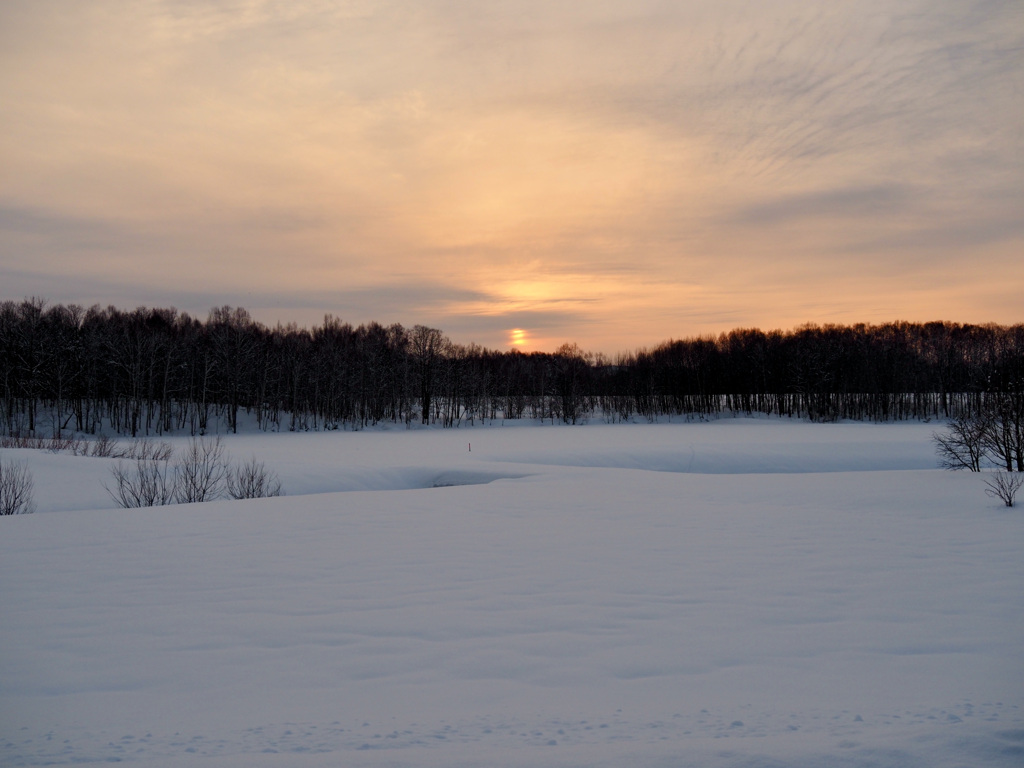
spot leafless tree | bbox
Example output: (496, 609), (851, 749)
(553, 342), (593, 424)
(3, 298), (1023, 431)
(984, 471), (1024, 508)
(981, 393), (1024, 472)
(208, 307), (258, 433)
(933, 412), (989, 471)
(0, 458), (35, 514)
(226, 458), (283, 499)
(410, 325), (445, 425)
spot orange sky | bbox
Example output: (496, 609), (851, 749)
(1, 1), (1022, 354)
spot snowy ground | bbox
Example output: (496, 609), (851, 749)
(2, 419), (1022, 767)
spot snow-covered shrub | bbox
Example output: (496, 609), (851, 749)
(0, 458), (36, 515)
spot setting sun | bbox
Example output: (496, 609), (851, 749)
(509, 328), (528, 348)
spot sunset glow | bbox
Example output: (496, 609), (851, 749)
(1, 1), (1020, 353)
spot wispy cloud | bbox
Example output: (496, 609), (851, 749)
(730, 184), (919, 227)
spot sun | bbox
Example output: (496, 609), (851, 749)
(509, 328), (528, 348)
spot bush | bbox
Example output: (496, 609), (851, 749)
(984, 471), (1024, 508)
(89, 434), (119, 457)
(107, 458), (176, 507)
(174, 437), (228, 503)
(105, 438), (284, 508)
(0, 458), (37, 515)
(124, 438), (173, 462)
(226, 458), (283, 499)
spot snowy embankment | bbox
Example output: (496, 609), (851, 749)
(2, 420), (1022, 768)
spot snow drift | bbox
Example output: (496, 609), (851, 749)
(1, 420), (1021, 767)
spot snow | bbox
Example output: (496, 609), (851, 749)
(2, 419), (1022, 767)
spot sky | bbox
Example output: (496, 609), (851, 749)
(1, 0), (1022, 354)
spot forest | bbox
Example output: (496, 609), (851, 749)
(1, 298), (1022, 437)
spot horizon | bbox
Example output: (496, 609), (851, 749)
(2, 1), (1022, 355)
(7, 295), (1020, 360)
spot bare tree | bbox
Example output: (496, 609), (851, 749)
(0, 458), (36, 514)
(5, 298), (1024, 433)
(106, 459), (176, 507)
(553, 342), (593, 424)
(981, 393), (1024, 473)
(933, 412), (989, 471)
(208, 307), (258, 433)
(410, 325), (445, 425)
(984, 471), (1024, 508)
(174, 436), (228, 504)
(226, 458), (283, 499)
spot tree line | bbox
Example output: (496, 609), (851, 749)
(1, 298), (1022, 437)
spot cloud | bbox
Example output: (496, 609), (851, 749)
(730, 184), (918, 227)
(0, 205), (124, 246)
(0, 0), (1021, 352)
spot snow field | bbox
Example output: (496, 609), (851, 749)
(1, 419), (1022, 767)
